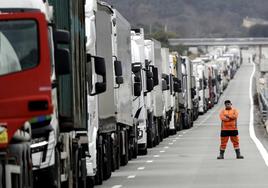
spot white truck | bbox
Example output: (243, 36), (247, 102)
(169, 52), (184, 131)
(144, 39), (162, 147)
(131, 28), (151, 155)
(181, 57), (195, 129)
(162, 48), (175, 135)
(192, 59), (208, 114)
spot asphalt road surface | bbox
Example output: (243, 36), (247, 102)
(96, 61), (268, 188)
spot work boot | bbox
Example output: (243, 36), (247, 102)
(217, 150), (225, 159)
(235, 149), (244, 159)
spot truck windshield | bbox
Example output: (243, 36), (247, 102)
(0, 20), (38, 76)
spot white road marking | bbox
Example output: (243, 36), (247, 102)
(153, 155), (160, 158)
(164, 146), (169, 149)
(112, 185), (122, 188)
(127, 175), (136, 179)
(249, 62), (268, 167)
(160, 150), (165, 153)
(137, 167), (145, 170)
(146, 160), (153, 163)
(173, 140), (177, 142)
(169, 143), (174, 145)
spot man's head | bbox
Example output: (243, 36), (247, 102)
(224, 100), (232, 109)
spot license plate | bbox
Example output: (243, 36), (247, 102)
(0, 130), (8, 144)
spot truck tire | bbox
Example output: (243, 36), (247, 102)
(86, 176), (94, 188)
(7, 143), (33, 188)
(132, 139), (138, 159)
(112, 131), (120, 170)
(120, 130), (129, 166)
(147, 128), (153, 148)
(53, 148), (61, 188)
(94, 136), (103, 185)
(147, 112), (154, 148)
(103, 136), (112, 180)
(138, 147), (148, 155)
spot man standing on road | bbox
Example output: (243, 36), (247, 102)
(217, 100), (244, 159)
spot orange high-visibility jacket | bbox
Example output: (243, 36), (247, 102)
(219, 108), (238, 130)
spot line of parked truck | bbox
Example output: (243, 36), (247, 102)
(0, 0), (242, 187)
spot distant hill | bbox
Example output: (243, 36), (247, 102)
(104, 0), (268, 37)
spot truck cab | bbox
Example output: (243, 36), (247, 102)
(0, 0), (55, 187)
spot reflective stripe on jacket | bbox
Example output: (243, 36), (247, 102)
(219, 108), (238, 130)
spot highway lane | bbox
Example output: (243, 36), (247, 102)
(96, 61), (268, 188)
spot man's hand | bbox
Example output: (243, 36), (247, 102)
(224, 115), (230, 121)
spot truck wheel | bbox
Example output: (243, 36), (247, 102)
(103, 136), (112, 180)
(138, 147), (148, 155)
(147, 128), (153, 148)
(8, 143), (33, 188)
(24, 143), (33, 187)
(94, 137), (103, 185)
(53, 148), (61, 188)
(115, 132), (120, 170)
(120, 130), (128, 166)
(86, 176), (94, 188)
(132, 140), (138, 159)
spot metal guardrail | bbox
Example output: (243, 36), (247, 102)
(258, 91), (268, 122)
(169, 37), (268, 46)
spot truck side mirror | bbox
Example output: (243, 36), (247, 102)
(132, 63), (142, 73)
(147, 71), (153, 79)
(191, 88), (196, 99)
(212, 79), (216, 86)
(203, 79), (208, 89)
(55, 48), (70, 75)
(146, 70), (154, 92)
(152, 67), (159, 86)
(147, 78), (154, 92)
(174, 83), (182, 93)
(54, 29), (70, 75)
(134, 82), (142, 96)
(94, 56), (106, 76)
(162, 73), (170, 90)
(114, 60), (123, 76)
(114, 60), (124, 86)
(55, 29), (70, 44)
(173, 78), (182, 93)
(162, 79), (168, 91)
(87, 54), (107, 96)
(217, 75), (222, 82)
(116, 76), (124, 84)
(95, 83), (106, 95)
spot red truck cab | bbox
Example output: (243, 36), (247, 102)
(0, 12), (53, 149)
